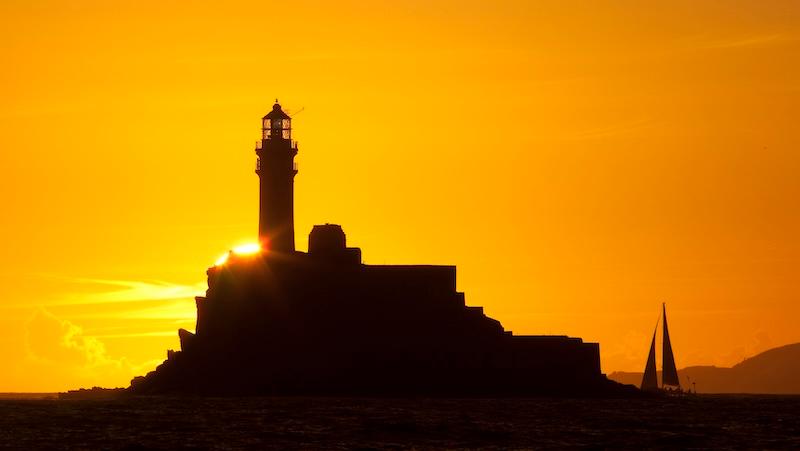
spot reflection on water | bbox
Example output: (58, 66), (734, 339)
(0, 395), (798, 449)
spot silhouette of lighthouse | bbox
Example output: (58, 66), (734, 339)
(256, 101), (297, 252)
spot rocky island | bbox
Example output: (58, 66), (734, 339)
(130, 102), (633, 396)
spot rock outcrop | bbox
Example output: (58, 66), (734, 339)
(131, 225), (630, 396)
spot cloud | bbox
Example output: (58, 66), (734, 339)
(61, 278), (206, 305)
(0, 277), (207, 311)
(50, 278), (203, 324)
(25, 309), (109, 367)
(0, 275), (202, 390)
(90, 331), (179, 339)
(22, 309), (162, 389)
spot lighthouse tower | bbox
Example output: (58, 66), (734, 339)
(256, 101), (298, 252)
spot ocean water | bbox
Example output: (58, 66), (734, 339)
(0, 395), (798, 449)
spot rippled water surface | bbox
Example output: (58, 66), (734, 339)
(1, 395), (799, 449)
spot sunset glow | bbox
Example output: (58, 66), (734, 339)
(233, 243), (262, 255)
(215, 243), (262, 266)
(2, 0), (800, 392)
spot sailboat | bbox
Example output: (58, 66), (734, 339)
(641, 303), (681, 392)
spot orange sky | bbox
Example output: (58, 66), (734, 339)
(1, 0), (799, 391)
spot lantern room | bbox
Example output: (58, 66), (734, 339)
(262, 101), (291, 140)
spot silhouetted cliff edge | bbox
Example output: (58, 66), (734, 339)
(609, 343), (800, 394)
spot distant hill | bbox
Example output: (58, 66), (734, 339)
(609, 343), (800, 394)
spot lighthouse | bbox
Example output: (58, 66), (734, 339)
(256, 101), (298, 252)
(132, 99), (614, 397)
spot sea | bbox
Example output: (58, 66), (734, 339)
(0, 395), (798, 449)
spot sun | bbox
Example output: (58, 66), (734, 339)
(214, 242), (262, 266)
